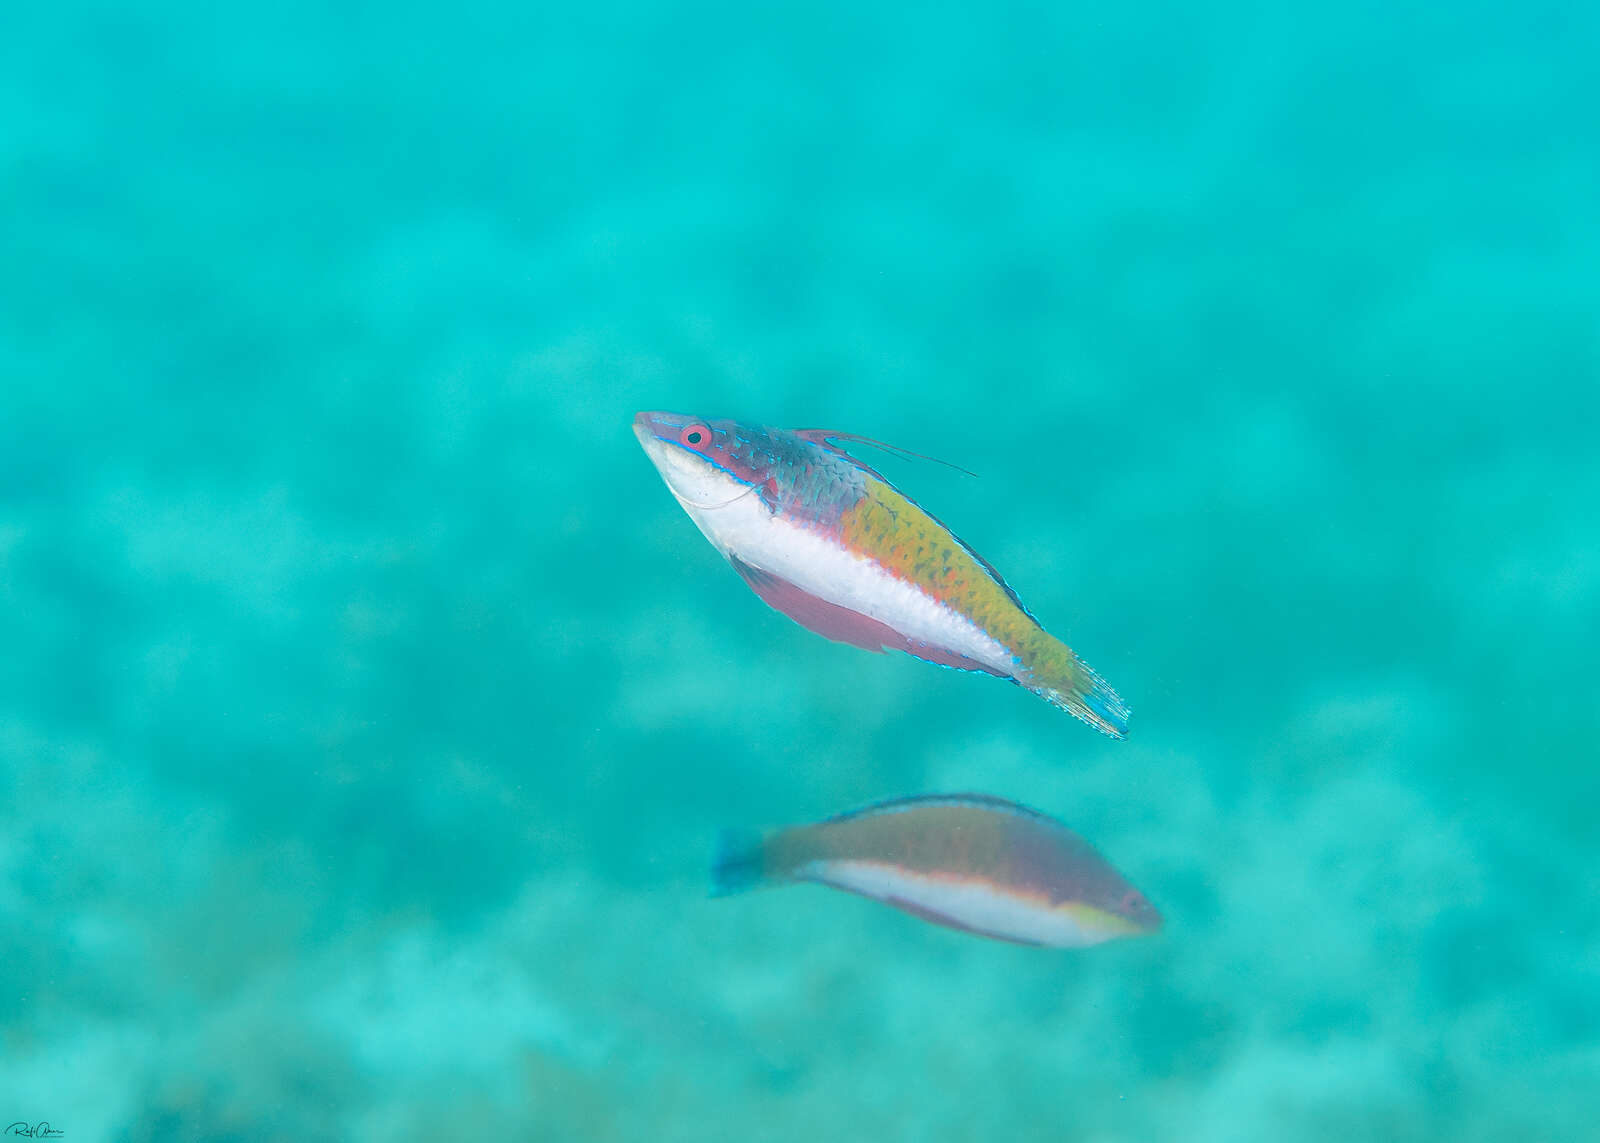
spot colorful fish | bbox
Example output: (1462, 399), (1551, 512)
(633, 412), (1129, 736)
(713, 794), (1160, 947)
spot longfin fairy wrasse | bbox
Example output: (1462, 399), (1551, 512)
(633, 412), (1129, 736)
(713, 794), (1161, 947)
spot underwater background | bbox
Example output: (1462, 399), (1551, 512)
(3, 0), (1598, 1138)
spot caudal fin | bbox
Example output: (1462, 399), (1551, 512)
(1036, 651), (1130, 739)
(711, 828), (771, 896)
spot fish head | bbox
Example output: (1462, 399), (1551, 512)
(634, 409), (831, 512)
(1053, 879), (1163, 945)
(634, 410), (867, 551)
(636, 409), (863, 502)
(1111, 884), (1163, 934)
(632, 411), (761, 513)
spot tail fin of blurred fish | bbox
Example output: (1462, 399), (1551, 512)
(711, 828), (771, 896)
(1031, 648), (1130, 739)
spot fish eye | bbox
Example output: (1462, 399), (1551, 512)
(679, 423), (711, 449)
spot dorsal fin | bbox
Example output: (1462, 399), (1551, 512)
(821, 793), (1058, 827)
(794, 429), (979, 479)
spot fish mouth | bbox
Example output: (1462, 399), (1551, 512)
(632, 411), (685, 465)
(632, 420), (695, 473)
(632, 410), (700, 465)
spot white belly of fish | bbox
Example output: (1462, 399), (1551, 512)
(685, 489), (1019, 677)
(812, 860), (1103, 947)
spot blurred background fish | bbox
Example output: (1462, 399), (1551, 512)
(714, 794), (1161, 948)
(634, 411), (1129, 736)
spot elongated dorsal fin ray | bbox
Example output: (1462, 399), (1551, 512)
(794, 429), (979, 479)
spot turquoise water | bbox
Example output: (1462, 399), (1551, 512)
(3, 1), (1598, 1138)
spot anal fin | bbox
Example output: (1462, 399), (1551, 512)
(727, 555), (1004, 676)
